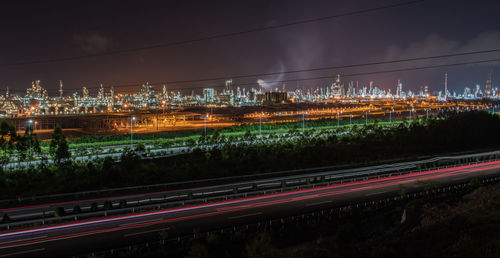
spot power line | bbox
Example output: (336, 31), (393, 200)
(121, 57), (500, 90)
(235, 57), (500, 87)
(11, 55), (498, 94)
(43, 48), (500, 92)
(119, 48), (500, 86)
(0, 0), (423, 67)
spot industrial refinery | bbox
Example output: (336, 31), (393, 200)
(0, 72), (496, 117)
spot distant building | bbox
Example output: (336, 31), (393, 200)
(330, 75), (343, 98)
(264, 92), (288, 104)
(203, 88), (215, 103)
(25, 80), (48, 106)
(225, 79), (233, 92)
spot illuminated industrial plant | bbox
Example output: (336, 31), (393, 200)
(0, 72), (497, 117)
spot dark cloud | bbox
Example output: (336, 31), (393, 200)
(73, 33), (111, 54)
(385, 34), (460, 60)
(385, 31), (500, 64)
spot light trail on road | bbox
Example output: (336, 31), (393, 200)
(1, 159), (499, 254)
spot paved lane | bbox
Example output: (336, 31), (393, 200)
(1, 160), (499, 257)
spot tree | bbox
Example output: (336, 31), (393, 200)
(7, 124), (17, 148)
(211, 130), (220, 143)
(0, 121), (10, 140)
(134, 143), (146, 153)
(119, 199), (127, 208)
(15, 135), (28, 161)
(103, 201), (113, 210)
(49, 124), (71, 162)
(102, 156), (115, 170)
(2, 213), (10, 223)
(32, 136), (41, 155)
(0, 150), (10, 171)
(244, 130), (252, 140)
(17, 126), (35, 161)
(55, 207), (66, 217)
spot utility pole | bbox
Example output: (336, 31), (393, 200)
(28, 120), (33, 167)
(302, 112), (307, 133)
(204, 113), (208, 137)
(259, 113), (263, 137)
(130, 116), (136, 149)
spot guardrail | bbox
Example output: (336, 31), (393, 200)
(1, 150), (499, 230)
(4, 149), (499, 208)
(77, 174), (500, 258)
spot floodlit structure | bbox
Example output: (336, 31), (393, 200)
(0, 73), (497, 117)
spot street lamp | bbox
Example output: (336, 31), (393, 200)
(365, 110), (370, 125)
(259, 113), (264, 137)
(27, 119), (33, 166)
(302, 111), (307, 133)
(350, 114), (353, 126)
(204, 113), (209, 137)
(130, 116), (136, 149)
(410, 108), (414, 120)
(426, 108), (429, 119)
(389, 109), (394, 123)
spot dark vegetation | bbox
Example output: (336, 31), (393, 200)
(0, 111), (499, 199)
(0, 120), (42, 164)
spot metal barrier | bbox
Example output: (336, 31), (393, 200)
(1, 151), (499, 230)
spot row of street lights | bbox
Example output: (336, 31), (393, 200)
(330, 107), (432, 127)
(130, 114), (213, 149)
(127, 107), (436, 148)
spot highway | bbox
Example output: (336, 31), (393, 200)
(0, 158), (417, 222)
(0, 160), (499, 257)
(2, 150), (497, 224)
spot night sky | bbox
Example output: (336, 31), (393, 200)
(1, 0), (500, 95)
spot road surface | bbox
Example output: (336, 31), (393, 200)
(0, 159), (416, 221)
(0, 160), (499, 257)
